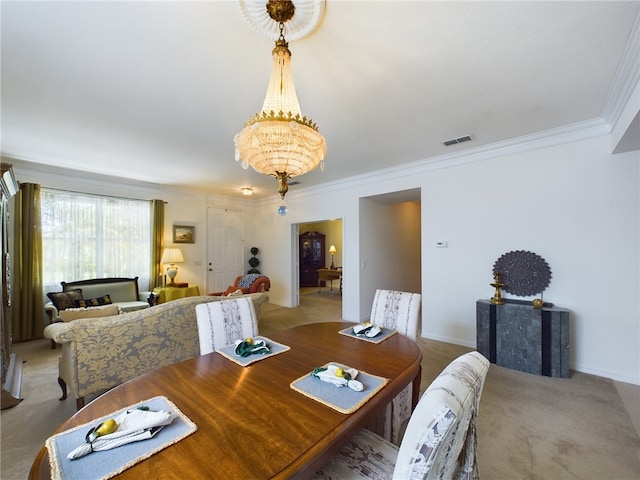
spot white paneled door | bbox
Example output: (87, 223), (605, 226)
(206, 208), (244, 294)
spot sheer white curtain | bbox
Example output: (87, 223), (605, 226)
(41, 189), (151, 293)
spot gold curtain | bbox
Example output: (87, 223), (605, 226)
(150, 199), (164, 290)
(12, 183), (44, 340)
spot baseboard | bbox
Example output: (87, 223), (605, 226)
(422, 332), (640, 386)
(570, 363), (640, 386)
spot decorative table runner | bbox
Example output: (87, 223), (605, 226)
(46, 396), (196, 480)
(290, 363), (388, 414)
(216, 336), (290, 366)
(338, 325), (398, 344)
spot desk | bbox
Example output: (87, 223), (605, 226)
(30, 322), (421, 480)
(317, 268), (342, 293)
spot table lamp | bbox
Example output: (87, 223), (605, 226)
(161, 247), (184, 286)
(329, 245), (337, 269)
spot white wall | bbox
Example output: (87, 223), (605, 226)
(420, 136), (639, 384)
(9, 126), (640, 384)
(386, 201), (421, 293)
(252, 132), (639, 384)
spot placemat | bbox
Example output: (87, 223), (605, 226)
(338, 325), (398, 344)
(290, 363), (388, 414)
(46, 396), (197, 480)
(216, 336), (290, 366)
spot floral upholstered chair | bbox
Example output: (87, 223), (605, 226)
(195, 296), (259, 355)
(209, 274), (270, 297)
(367, 289), (422, 445)
(313, 351), (490, 480)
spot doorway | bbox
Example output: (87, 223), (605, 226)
(296, 219), (343, 305)
(358, 188), (421, 317)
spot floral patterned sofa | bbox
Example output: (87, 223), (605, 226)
(43, 293), (269, 409)
(44, 277), (154, 349)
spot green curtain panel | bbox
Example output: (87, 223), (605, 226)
(150, 199), (165, 290)
(13, 183), (44, 340)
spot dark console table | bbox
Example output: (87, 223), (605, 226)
(476, 299), (570, 378)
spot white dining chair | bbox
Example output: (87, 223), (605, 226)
(195, 297), (259, 355)
(366, 289), (422, 445)
(312, 351), (490, 480)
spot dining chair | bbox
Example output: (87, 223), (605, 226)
(312, 351), (490, 480)
(366, 289), (422, 445)
(195, 297), (259, 355)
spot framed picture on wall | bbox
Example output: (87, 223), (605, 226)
(173, 225), (195, 244)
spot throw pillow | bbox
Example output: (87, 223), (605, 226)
(47, 289), (83, 311)
(225, 288), (244, 297)
(75, 294), (112, 308)
(60, 304), (120, 322)
(223, 285), (249, 297)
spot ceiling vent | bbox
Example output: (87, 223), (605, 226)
(443, 135), (473, 146)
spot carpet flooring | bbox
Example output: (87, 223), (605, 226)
(2, 289), (639, 479)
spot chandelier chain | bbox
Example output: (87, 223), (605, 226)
(235, 0), (326, 200)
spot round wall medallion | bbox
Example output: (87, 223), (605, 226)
(493, 250), (551, 297)
(238, 0), (326, 41)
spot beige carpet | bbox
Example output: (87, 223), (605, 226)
(2, 289), (639, 479)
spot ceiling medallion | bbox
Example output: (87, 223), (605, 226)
(493, 250), (551, 297)
(238, 0), (325, 41)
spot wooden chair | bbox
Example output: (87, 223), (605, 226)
(367, 289), (422, 445)
(313, 351), (490, 480)
(195, 297), (259, 355)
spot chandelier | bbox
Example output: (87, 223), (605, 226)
(234, 0), (326, 199)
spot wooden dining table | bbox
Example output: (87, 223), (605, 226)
(29, 321), (422, 480)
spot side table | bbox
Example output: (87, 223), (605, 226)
(476, 299), (570, 378)
(153, 285), (200, 304)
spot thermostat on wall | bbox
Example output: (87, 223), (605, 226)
(436, 241), (448, 248)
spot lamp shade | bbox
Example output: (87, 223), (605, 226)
(161, 247), (184, 265)
(329, 245), (337, 255)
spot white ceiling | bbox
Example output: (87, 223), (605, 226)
(2, 1), (639, 199)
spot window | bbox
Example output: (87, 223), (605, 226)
(41, 189), (151, 292)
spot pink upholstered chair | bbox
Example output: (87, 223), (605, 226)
(195, 297), (259, 355)
(367, 289), (422, 445)
(312, 351), (490, 480)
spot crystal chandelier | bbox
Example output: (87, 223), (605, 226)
(234, 0), (326, 199)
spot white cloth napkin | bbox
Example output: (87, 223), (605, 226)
(67, 408), (174, 460)
(353, 322), (382, 338)
(314, 364), (364, 391)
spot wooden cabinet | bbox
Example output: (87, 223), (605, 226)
(299, 231), (325, 287)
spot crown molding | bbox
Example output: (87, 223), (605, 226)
(601, 9), (640, 128)
(5, 155), (164, 199)
(273, 118), (612, 205)
(6, 116), (614, 207)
